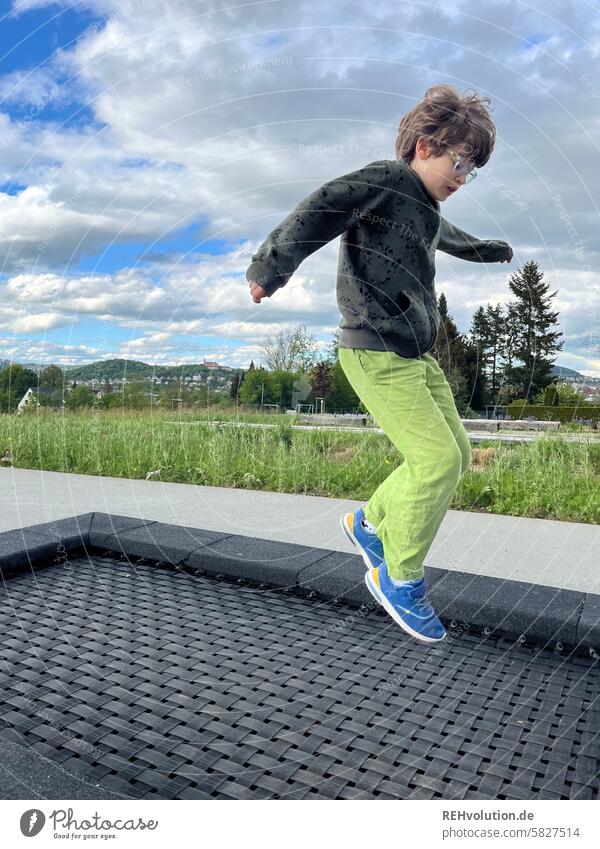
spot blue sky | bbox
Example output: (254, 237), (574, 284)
(2, 2), (90, 73)
(0, 0), (599, 376)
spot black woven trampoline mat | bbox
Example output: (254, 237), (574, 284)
(0, 552), (598, 801)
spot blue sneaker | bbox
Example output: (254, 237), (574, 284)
(340, 506), (384, 570)
(365, 561), (446, 643)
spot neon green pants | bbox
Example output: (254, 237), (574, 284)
(338, 348), (472, 581)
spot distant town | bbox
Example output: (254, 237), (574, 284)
(0, 357), (236, 388)
(1, 357), (598, 396)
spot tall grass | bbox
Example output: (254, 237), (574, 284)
(1, 408), (598, 523)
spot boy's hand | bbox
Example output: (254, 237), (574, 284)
(249, 280), (267, 303)
(500, 245), (513, 263)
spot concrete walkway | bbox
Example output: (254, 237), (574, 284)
(167, 418), (600, 444)
(1, 467), (598, 594)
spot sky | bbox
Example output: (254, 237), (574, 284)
(0, 0), (598, 375)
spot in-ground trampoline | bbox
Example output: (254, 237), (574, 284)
(0, 512), (598, 801)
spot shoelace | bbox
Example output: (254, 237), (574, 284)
(407, 584), (433, 613)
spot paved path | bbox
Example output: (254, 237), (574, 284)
(1, 467), (597, 594)
(166, 419), (599, 444)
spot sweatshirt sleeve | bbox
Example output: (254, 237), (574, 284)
(437, 215), (511, 262)
(246, 160), (394, 297)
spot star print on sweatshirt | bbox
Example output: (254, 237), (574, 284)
(246, 157), (511, 358)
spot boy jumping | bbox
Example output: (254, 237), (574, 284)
(246, 84), (513, 644)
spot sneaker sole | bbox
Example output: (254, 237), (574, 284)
(364, 570), (446, 644)
(340, 512), (379, 571)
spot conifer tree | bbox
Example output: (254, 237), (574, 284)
(433, 292), (462, 376)
(469, 306), (494, 405)
(433, 293), (476, 413)
(503, 261), (563, 400)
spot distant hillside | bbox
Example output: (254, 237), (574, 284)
(62, 358), (229, 381)
(551, 365), (600, 383)
(61, 359), (597, 383)
(8, 357), (597, 383)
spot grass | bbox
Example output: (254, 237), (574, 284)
(1, 407), (599, 524)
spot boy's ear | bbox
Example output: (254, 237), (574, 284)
(416, 136), (434, 160)
(415, 136), (428, 158)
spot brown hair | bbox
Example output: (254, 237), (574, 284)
(395, 84), (496, 168)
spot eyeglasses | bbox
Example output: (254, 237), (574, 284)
(447, 149), (478, 183)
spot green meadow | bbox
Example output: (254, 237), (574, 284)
(1, 408), (598, 524)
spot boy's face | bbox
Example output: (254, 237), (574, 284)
(409, 137), (475, 202)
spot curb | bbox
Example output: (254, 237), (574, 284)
(1, 512), (598, 658)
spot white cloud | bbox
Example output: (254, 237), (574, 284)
(11, 311), (72, 333)
(125, 331), (172, 347)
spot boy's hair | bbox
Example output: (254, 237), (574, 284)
(395, 84), (496, 168)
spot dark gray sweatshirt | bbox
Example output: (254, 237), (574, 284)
(245, 157), (511, 358)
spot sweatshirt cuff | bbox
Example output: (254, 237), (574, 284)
(486, 241), (511, 261)
(246, 260), (282, 297)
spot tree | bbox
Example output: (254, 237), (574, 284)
(325, 329), (343, 365)
(455, 337), (487, 416)
(465, 306), (493, 412)
(432, 293), (476, 413)
(40, 364), (65, 389)
(98, 392), (121, 410)
(238, 368), (297, 408)
(485, 305), (506, 399)
(65, 385), (94, 410)
(229, 370), (243, 403)
(433, 292), (461, 373)
(0, 363), (39, 413)
(310, 361), (333, 411)
(535, 381), (593, 407)
(541, 383), (560, 406)
(503, 261), (563, 400)
(258, 325), (320, 372)
(320, 368), (359, 413)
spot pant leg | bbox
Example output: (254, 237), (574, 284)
(338, 346), (463, 581)
(421, 352), (472, 476)
(361, 352), (472, 527)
